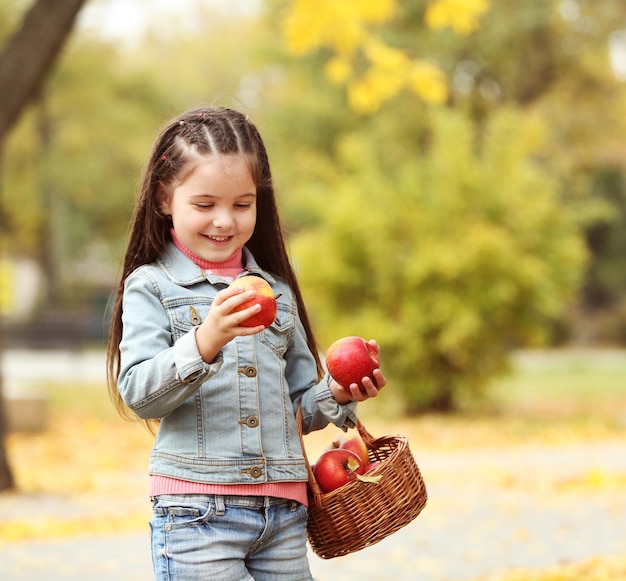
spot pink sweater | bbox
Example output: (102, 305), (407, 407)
(149, 233), (308, 506)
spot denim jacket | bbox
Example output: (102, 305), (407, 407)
(118, 242), (357, 485)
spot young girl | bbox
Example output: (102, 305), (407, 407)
(106, 105), (385, 581)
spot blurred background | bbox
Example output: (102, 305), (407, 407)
(0, 1), (625, 580)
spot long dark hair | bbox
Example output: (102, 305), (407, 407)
(106, 106), (323, 418)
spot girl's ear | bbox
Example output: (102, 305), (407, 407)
(158, 188), (171, 216)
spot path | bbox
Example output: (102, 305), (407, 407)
(1, 440), (625, 581)
(2, 349), (625, 579)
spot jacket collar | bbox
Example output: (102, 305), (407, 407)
(157, 242), (276, 286)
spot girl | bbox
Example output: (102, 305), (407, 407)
(106, 105), (385, 581)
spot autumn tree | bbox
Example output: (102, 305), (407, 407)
(0, 0), (87, 142)
(267, 0), (618, 410)
(0, 0), (88, 492)
(278, 0), (489, 113)
(409, 0), (626, 341)
(290, 108), (586, 412)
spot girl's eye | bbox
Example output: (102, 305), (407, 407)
(235, 203), (252, 209)
(195, 203), (213, 209)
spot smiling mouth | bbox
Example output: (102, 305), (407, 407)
(204, 234), (232, 243)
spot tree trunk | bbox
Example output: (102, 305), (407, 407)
(0, 0), (88, 143)
(0, 0), (89, 492)
(0, 307), (14, 491)
(0, 133), (14, 492)
(36, 95), (64, 306)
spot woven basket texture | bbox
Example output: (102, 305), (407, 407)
(301, 414), (428, 559)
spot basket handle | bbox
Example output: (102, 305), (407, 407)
(356, 419), (375, 446)
(296, 405), (375, 506)
(296, 405), (324, 503)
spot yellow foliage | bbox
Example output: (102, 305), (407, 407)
(346, 40), (408, 113)
(3, 383), (625, 545)
(0, 510), (148, 544)
(1, 412), (155, 544)
(346, 39), (448, 113)
(347, 76), (382, 115)
(280, 0), (488, 112)
(281, 0), (395, 56)
(324, 56), (352, 85)
(470, 556), (626, 581)
(363, 37), (410, 70)
(425, 0), (489, 35)
(6, 415), (153, 495)
(407, 60), (449, 103)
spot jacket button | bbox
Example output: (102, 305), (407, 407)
(240, 366), (257, 377)
(238, 416), (259, 428)
(189, 306), (202, 326)
(242, 466), (264, 478)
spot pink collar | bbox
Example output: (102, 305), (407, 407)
(170, 228), (243, 274)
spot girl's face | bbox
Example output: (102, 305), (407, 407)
(161, 155), (257, 263)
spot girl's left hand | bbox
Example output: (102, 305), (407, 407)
(328, 340), (386, 404)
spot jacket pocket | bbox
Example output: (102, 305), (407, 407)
(167, 299), (213, 341)
(260, 303), (295, 356)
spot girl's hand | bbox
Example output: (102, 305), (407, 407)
(195, 286), (266, 362)
(329, 340), (386, 404)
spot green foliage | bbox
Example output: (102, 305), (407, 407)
(423, 0), (626, 334)
(0, 0), (621, 409)
(291, 107), (586, 412)
(2, 37), (168, 270)
(0, 0), (29, 40)
(1, 6), (262, 303)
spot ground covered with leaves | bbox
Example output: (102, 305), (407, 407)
(2, 349), (626, 580)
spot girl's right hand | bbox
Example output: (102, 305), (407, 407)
(195, 286), (266, 363)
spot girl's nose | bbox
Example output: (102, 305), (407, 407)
(213, 209), (235, 228)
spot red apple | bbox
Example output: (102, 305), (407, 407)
(325, 336), (380, 389)
(339, 435), (369, 466)
(322, 434), (369, 466)
(364, 461), (382, 473)
(321, 437), (342, 453)
(312, 449), (365, 493)
(228, 276), (277, 328)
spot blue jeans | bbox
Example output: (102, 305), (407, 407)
(150, 495), (316, 581)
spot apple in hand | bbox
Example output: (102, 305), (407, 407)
(312, 449), (365, 493)
(325, 336), (380, 390)
(228, 276), (277, 328)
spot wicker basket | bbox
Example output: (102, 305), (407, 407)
(298, 409), (428, 559)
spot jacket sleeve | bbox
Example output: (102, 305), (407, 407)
(118, 270), (222, 419)
(286, 305), (357, 435)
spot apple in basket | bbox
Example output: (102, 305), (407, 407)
(341, 435), (370, 466)
(364, 461), (382, 473)
(325, 434), (370, 466)
(325, 336), (380, 390)
(228, 276), (277, 328)
(313, 449), (366, 493)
